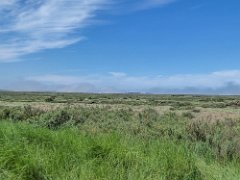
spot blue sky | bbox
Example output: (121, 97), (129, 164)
(0, 0), (240, 94)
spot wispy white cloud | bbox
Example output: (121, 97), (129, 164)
(0, 0), (178, 62)
(9, 70), (240, 94)
(0, 0), (109, 62)
(111, 0), (176, 14)
(109, 72), (127, 78)
(0, 0), (16, 6)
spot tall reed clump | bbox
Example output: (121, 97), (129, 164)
(187, 118), (240, 162)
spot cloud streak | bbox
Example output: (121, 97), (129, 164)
(135, 0), (176, 10)
(0, 0), (108, 62)
(0, 0), (177, 62)
(112, 0), (176, 14)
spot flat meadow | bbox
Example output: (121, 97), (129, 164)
(1, 92), (240, 179)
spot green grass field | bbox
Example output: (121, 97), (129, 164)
(1, 92), (240, 179)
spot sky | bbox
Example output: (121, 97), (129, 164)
(0, 0), (240, 94)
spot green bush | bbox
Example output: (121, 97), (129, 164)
(45, 96), (55, 102)
(182, 111), (195, 119)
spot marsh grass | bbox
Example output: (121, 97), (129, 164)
(0, 121), (203, 180)
(1, 92), (240, 179)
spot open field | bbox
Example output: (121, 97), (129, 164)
(1, 92), (240, 179)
